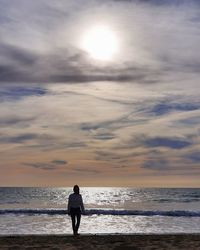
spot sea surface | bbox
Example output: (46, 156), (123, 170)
(0, 187), (200, 235)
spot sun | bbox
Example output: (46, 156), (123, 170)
(81, 25), (119, 61)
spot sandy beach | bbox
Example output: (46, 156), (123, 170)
(0, 234), (200, 250)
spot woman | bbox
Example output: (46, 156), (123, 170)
(68, 185), (85, 236)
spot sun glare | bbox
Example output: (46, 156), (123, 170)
(81, 25), (119, 61)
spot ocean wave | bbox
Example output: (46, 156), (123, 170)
(152, 198), (200, 203)
(0, 209), (200, 217)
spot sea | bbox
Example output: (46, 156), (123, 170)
(0, 187), (200, 235)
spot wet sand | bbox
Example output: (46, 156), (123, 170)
(0, 234), (200, 250)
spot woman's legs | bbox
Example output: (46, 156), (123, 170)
(70, 208), (81, 235)
(75, 213), (81, 234)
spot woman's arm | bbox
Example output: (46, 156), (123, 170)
(67, 195), (71, 215)
(80, 195), (85, 214)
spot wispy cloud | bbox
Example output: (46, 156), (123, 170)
(0, 133), (38, 144)
(0, 116), (35, 127)
(51, 160), (67, 165)
(23, 159), (67, 171)
(73, 167), (100, 174)
(143, 159), (169, 171)
(0, 0), (200, 186)
(186, 152), (200, 163)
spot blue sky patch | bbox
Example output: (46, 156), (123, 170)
(150, 102), (200, 116)
(0, 87), (47, 102)
(144, 137), (192, 149)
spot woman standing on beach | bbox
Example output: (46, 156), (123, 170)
(68, 185), (85, 236)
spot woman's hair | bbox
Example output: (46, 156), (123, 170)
(73, 185), (80, 194)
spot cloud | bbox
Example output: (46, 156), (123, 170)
(143, 137), (192, 149)
(143, 159), (169, 171)
(0, 0), (199, 84)
(187, 152), (200, 163)
(62, 142), (87, 149)
(80, 113), (149, 135)
(73, 167), (100, 174)
(23, 140), (87, 152)
(24, 159), (67, 170)
(0, 44), (158, 83)
(0, 132), (56, 147)
(178, 116), (200, 126)
(113, 0), (199, 5)
(51, 159), (67, 165)
(24, 163), (56, 171)
(0, 0), (200, 185)
(0, 116), (34, 127)
(95, 150), (123, 161)
(0, 43), (37, 65)
(113, 165), (129, 169)
(141, 149), (200, 175)
(0, 133), (38, 144)
(93, 132), (116, 141)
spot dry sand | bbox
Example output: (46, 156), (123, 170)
(0, 234), (200, 250)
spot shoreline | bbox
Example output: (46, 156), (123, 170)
(1, 232), (200, 236)
(0, 234), (200, 250)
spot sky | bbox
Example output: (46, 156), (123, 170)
(0, 0), (200, 187)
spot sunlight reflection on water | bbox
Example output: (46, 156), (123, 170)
(1, 187), (200, 234)
(1, 214), (200, 235)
